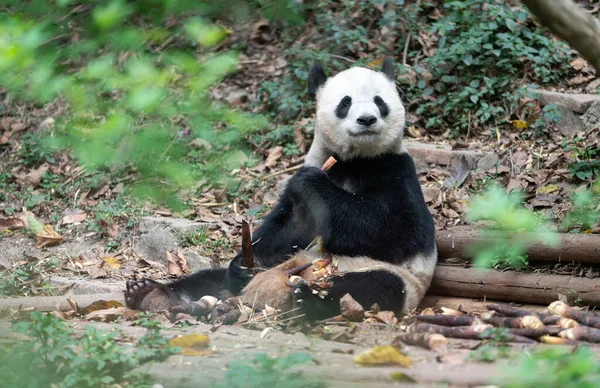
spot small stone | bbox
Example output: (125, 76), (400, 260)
(476, 152), (499, 173)
(555, 106), (585, 139)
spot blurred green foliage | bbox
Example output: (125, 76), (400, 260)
(465, 184), (559, 269)
(0, 0), (299, 209)
(0, 310), (177, 387)
(506, 346), (600, 388)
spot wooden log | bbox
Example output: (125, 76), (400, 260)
(418, 295), (548, 314)
(0, 293), (125, 313)
(430, 266), (600, 306)
(436, 228), (600, 264)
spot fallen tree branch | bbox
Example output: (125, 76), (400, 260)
(0, 293), (125, 313)
(436, 228), (600, 264)
(522, 0), (600, 72)
(430, 266), (600, 306)
(418, 296), (548, 314)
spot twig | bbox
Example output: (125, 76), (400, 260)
(402, 33), (412, 66)
(261, 164), (303, 181)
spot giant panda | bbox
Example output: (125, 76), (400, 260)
(124, 58), (437, 321)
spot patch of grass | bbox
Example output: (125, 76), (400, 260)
(507, 346), (600, 388)
(178, 227), (208, 248)
(0, 311), (177, 388)
(219, 352), (326, 388)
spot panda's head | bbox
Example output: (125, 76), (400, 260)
(306, 58), (406, 163)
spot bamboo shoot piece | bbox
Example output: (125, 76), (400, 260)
(548, 301), (600, 328)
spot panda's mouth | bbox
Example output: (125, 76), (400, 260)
(348, 129), (378, 137)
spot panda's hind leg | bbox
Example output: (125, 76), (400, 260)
(239, 253), (314, 311)
(125, 279), (184, 312)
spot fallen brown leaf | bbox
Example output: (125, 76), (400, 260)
(166, 249), (190, 276)
(36, 224), (62, 248)
(364, 310), (398, 325)
(294, 126), (306, 153)
(264, 146), (283, 169)
(80, 300), (125, 315)
(0, 217), (26, 231)
(86, 306), (140, 322)
(87, 266), (107, 279)
(340, 293), (365, 322)
(62, 209), (87, 224)
(18, 163), (49, 187)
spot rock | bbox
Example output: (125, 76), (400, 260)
(581, 100), (600, 131)
(555, 106), (586, 139)
(184, 251), (216, 272)
(476, 152), (500, 173)
(405, 141), (497, 170)
(136, 225), (179, 265)
(46, 276), (125, 295)
(138, 217), (215, 234)
(534, 89), (600, 114)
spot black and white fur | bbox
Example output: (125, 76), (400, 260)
(124, 58), (437, 321)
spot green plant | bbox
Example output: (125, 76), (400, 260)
(0, 310), (177, 388)
(219, 352), (326, 388)
(469, 328), (513, 362)
(0, 261), (48, 297)
(412, 0), (570, 134)
(565, 144), (600, 182)
(465, 184), (559, 268)
(562, 184), (600, 232)
(178, 227), (208, 248)
(506, 346), (600, 388)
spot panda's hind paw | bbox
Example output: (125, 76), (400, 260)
(124, 278), (182, 312)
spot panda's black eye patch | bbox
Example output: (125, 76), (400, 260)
(374, 95), (389, 118)
(335, 96), (352, 119)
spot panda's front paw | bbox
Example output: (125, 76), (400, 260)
(293, 280), (339, 322)
(288, 166), (329, 196)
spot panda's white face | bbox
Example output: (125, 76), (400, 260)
(309, 66), (405, 163)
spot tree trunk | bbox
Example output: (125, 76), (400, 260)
(523, 0), (600, 72)
(436, 228), (600, 264)
(430, 265), (600, 306)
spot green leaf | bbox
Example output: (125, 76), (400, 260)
(27, 214), (44, 235)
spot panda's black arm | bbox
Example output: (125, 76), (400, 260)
(286, 166), (417, 257)
(224, 188), (317, 294)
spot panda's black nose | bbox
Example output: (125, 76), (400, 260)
(357, 115), (377, 127)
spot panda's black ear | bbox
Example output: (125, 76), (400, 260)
(308, 62), (328, 98)
(381, 57), (394, 81)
